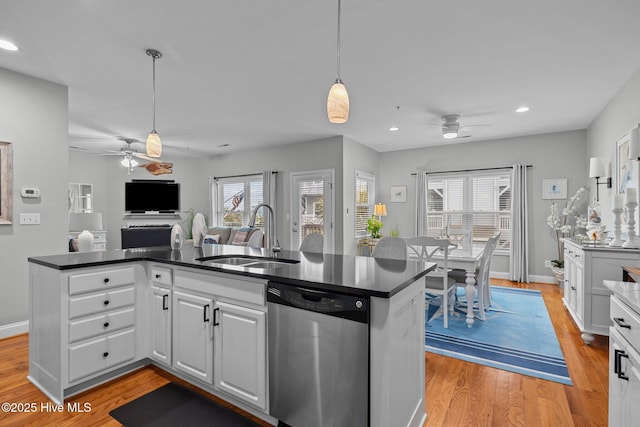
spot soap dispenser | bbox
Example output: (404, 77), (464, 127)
(171, 224), (184, 250)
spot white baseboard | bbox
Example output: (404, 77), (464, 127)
(0, 320), (29, 339)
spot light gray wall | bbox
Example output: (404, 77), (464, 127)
(207, 136), (344, 252)
(342, 137), (380, 255)
(588, 67), (640, 229)
(69, 151), (210, 250)
(0, 67), (68, 328)
(378, 130), (588, 278)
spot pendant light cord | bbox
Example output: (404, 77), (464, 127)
(152, 54), (157, 132)
(336, 0), (341, 81)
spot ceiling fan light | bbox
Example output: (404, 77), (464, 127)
(443, 131), (458, 139)
(327, 80), (349, 124)
(146, 131), (162, 157)
(120, 157), (129, 167)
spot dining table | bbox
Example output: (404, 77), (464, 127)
(436, 245), (485, 328)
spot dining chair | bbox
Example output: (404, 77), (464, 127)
(450, 231), (500, 317)
(247, 229), (264, 248)
(299, 232), (324, 253)
(405, 236), (456, 328)
(371, 236), (407, 260)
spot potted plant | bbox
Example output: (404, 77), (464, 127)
(546, 186), (588, 282)
(367, 215), (383, 239)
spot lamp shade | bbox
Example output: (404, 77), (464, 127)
(630, 127), (640, 160)
(146, 131), (162, 158)
(327, 80), (349, 123)
(374, 203), (387, 217)
(589, 157), (604, 178)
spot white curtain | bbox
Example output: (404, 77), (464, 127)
(209, 177), (219, 226)
(509, 164), (529, 282)
(415, 171), (427, 236)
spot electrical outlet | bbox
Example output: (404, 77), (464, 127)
(20, 213), (41, 225)
(544, 260), (552, 268)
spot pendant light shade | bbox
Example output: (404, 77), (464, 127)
(145, 49), (163, 158)
(327, 0), (349, 123)
(327, 79), (349, 123)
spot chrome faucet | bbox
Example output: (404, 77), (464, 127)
(248, 203), (280, 252)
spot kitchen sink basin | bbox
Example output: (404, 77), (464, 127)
(195, 255), (300, 269)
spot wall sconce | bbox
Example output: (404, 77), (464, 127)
(589, 157), (611, 201)
(374, 203), (387, 222)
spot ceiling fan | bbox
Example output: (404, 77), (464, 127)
(102, 138), (157, 174)
(427, 114), (490, 140)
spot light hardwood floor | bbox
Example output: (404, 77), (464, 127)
(0, 279), (608, 426)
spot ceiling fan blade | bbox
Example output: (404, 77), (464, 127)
(133, 152), (158, 162)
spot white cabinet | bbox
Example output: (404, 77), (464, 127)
(151, 285), (172, 365)
(562, 240), (640, 344)
(173, 269), (267, 409)
(28, 263), (144, 403)
(149, 266), (172, 366)
(608, 290), (640, 427)
(173, 290), (214, 383)
(213, 300), (267, 410)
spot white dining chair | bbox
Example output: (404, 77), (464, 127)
(405, 236), (456, 328)
(450, 231), (500, 318)
(371, 236), (407, 260)
(299, 233), (324, 253)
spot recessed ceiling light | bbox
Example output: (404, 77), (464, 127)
(389, 126), (399, 132)
(515, 106), (530, 113)
(0, 40), (18, 51)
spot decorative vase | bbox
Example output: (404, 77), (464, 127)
(171, 224), (184, 250)
(551, 266), (565, 284)
(77, 230), (94, 252)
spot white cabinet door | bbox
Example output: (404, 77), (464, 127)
(213, 300), (266, 410)
(609, 328), (640, 427)
(173, 290), (213, 383)
(151, 285), (171, 365)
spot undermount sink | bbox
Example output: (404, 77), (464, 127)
(195, 255), (300, 269)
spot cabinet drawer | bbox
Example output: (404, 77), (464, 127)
(68, 328), (135, 383)
(611, 296), (640, 344)
(566, 247), (584, 265)
(68, 307), (135, 343)
(151, 266), (173, 286)
(69, 267), (135, 295)
(69, 287), (135, 319)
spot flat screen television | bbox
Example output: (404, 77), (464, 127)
(125, 180), (180, 213)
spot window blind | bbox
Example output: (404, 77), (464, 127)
(355, 171), (375, 238)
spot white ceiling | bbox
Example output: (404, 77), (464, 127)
(2, 0), (640, 158)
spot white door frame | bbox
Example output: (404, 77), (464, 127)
(290, 169), (335, 253)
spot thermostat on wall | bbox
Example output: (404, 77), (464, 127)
(21, 187), (40, 198)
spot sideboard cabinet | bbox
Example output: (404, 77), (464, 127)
(563, 240), (640, 344)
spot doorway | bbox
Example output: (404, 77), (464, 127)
(290, 170), (334, 253)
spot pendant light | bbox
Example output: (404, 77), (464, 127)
(145, 49), (163, 158)
(327, 0), (349, 124)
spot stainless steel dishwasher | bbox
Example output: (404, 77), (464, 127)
(267, 282), (369, 427)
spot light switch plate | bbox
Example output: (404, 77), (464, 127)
(20, 213), (41, 225)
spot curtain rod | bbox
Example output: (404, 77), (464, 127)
(410, 164), (532, 176)
(212, 171), (278, 180)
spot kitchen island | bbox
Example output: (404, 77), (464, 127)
(28, 243), (435, 427)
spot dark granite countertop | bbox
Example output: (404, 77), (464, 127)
(27, 243), (436, 298)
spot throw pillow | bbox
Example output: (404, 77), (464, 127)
(203, 234), (220, 245)
(232, 230), (249, 245)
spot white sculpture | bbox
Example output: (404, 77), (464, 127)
(192, 213), (207, 247)
(171, 223), (183, 250)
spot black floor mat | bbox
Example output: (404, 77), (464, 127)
(109, 382), (263, 427)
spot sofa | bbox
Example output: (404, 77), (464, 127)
(205, 226), (263, 246)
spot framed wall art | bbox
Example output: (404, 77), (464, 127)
(390, 185), (407, 203)
(617, 131), (633, 194)
(0, 141), (13, 224)
(542, 178), (567, 200)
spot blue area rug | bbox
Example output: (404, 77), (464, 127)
(425, 286), (572, 385)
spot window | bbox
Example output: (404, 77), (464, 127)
(214, 175), (263, 227)
(425, 170), (511, 251)
(355, 171), (375, 238)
